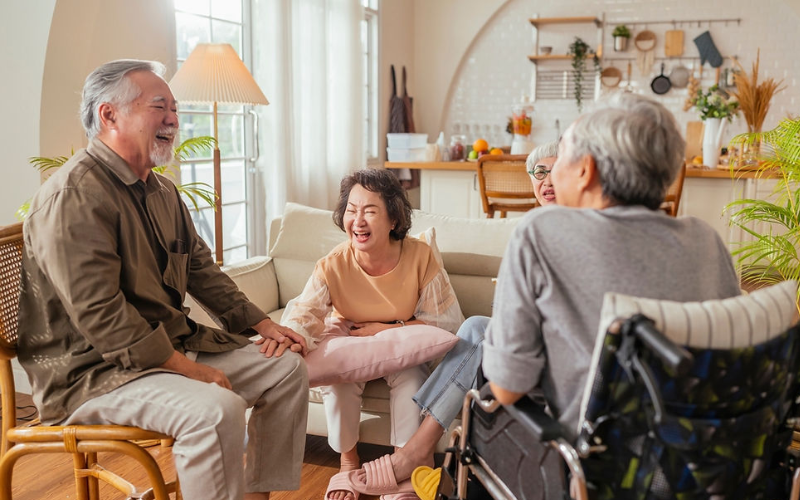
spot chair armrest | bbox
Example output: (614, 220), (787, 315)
(476, 383), (565, 442)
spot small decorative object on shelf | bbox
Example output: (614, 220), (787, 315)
(612, 25), (631, 52)
(568, 37), (600, 112)
(692, 84), (739, 168)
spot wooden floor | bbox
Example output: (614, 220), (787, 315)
(8, 393), (390, 500)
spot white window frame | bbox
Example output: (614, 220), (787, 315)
(363, 1), (380, 167)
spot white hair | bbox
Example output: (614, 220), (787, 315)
(526, 141), (559, 171)
(80, 59), (166, 139)
(565, 93), (685, 209)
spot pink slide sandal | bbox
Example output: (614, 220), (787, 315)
(326, 471), (360, 500)
(347, 455), (415, 495)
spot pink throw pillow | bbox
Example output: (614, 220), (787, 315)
(305, 318), (459, 387)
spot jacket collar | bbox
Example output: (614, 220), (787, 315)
(87, 138), (166, 192)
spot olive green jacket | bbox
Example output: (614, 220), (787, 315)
(18, 139), (266, 424)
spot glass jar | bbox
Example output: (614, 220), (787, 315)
(511, 97), (534, 140)
(449, 135), (467, 161)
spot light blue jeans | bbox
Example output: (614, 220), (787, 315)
(413, 315), (489, 429)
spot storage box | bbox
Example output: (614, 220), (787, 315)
(386, 147), (427, 162)
(387, 133), (428, 149)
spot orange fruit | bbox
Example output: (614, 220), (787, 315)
(473, 138), (489, 152)
(490, 148), (503, 155)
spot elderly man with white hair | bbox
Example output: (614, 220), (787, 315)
(484, 92), (741, 436)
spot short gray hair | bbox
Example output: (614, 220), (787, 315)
(80, 59), (167, 139)
(526, 141), (559, 172)
(565, 93), (685, 210)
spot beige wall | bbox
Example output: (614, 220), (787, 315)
(40, 0), (177, 161)
(0, 0), (175, 226)
(410, 0), (507, 137)
(1, 1), (57, 225)
(379, 0), (415, 160)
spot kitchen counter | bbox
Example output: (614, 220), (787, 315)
(384, 161), (779, 179)
(386, 161), (781, 250)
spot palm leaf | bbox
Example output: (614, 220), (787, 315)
(175, 136), (216, 162)
(725, 116), (800, 299)
(177, 182), (217, 212)
(28, 155), (70, 173)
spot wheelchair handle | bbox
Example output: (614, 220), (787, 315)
(626, 314), (693, 377)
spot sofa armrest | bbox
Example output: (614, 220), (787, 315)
(186, 256), (281, 328)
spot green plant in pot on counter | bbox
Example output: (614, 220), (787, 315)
(568, 37), (600, 112)
(724, 116), (800, 304)
(17, 136), (217, 220)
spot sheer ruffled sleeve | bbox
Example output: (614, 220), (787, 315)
(414, 268), (464, 334)
(280, 273), (332, 351)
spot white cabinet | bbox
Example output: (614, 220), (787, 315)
(680, 176), (782, 256)
(420, 169), (483, 219)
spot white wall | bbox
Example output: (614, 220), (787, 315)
(405, 0), (800, 148)
(0, 2), (57, 226)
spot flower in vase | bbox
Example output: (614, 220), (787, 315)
(692, 84), (739, 121)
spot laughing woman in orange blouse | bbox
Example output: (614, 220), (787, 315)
(278, 169), (463, 500)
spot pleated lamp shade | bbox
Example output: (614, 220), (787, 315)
(169, 43), (269, 106)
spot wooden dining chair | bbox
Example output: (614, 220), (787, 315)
(0, 222), (181, 500)
(477, 154), (538, 218)
(660, 162), (687, 217)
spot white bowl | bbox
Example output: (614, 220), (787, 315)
(539, 46), (553, 55)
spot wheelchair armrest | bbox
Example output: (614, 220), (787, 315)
(477, 383), (565, 442)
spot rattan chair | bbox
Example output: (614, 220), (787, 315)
(0, 222), (181, 500)
(476, 154), (538, 218)
(660, 162), (687, 217)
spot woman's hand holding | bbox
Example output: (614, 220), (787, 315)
(349, 322), (394, 337)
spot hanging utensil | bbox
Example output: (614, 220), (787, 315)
(634, 30), (656, 76)
(624, 61), (633, 93)
(664, 30), (685, 57)
(600, 66), (623, 88)
(650, 63), (672, 95)
(669, 63), (690, 89)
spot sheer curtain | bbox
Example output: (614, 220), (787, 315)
(252, 0), (364, 231)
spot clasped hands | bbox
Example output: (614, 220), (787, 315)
(252, 317), (308, 358)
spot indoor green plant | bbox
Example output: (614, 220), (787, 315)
(724, 116), (800, 303)
(568, 37), (600, 112)
(612, 25), (631, 52)
(693, 84), (739, 168)
(17, 136), (217, 220)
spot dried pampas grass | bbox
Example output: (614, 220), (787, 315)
(731, 50), (785, 133)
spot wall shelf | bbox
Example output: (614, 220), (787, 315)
(529, 16), (602, 27)
(527, 54), (572, 62)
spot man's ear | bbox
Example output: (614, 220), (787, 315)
(575, 154), (598, 192)
(98, 103), (117, 130)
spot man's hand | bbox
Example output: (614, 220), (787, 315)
(160, 351), (232, 390)
(252, 318), (308, 357)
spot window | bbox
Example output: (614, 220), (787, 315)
(362, 0), (379, 165)
(174, 0), (254, 264)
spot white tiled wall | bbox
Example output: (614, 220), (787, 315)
(442, 0), (799, 148)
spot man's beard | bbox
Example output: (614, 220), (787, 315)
(150, 128), (177, 167)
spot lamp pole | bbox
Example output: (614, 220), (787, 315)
(212, 102), (223, 265)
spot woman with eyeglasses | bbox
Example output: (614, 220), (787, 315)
(526, 141), (558, 206)
(345, 143), (560, 497)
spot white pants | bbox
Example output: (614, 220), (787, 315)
(64, 343), (309, 500)
(320, 364), (430, 453)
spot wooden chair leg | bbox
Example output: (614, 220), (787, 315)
(487, 209), (495, 218)
(72, 452), (91, 500)
(500, 211), (507, 218)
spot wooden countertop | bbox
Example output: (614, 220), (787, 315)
(385, 162), (779, 180)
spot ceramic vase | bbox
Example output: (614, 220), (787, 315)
(702, 118), (726, 169)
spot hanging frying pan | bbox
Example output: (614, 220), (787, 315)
(669, 63), (690, 89)
(650, 63), (671, 95)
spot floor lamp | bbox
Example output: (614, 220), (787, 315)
(169, 43), (269, 265)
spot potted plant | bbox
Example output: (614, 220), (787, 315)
(692, 84), (739, 168)
(724, 117), (800, 302)
(568, 37), (600, 112)
(612, 25), (631, 52)
(17, 136), (217, 220)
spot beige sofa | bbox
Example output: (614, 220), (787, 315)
(187, 202), (520, 448)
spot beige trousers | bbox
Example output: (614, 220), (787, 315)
(319, 364), (430, 453)
(64, 343), (309, 500)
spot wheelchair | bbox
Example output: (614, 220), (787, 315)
(436, 313), (800, 500)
